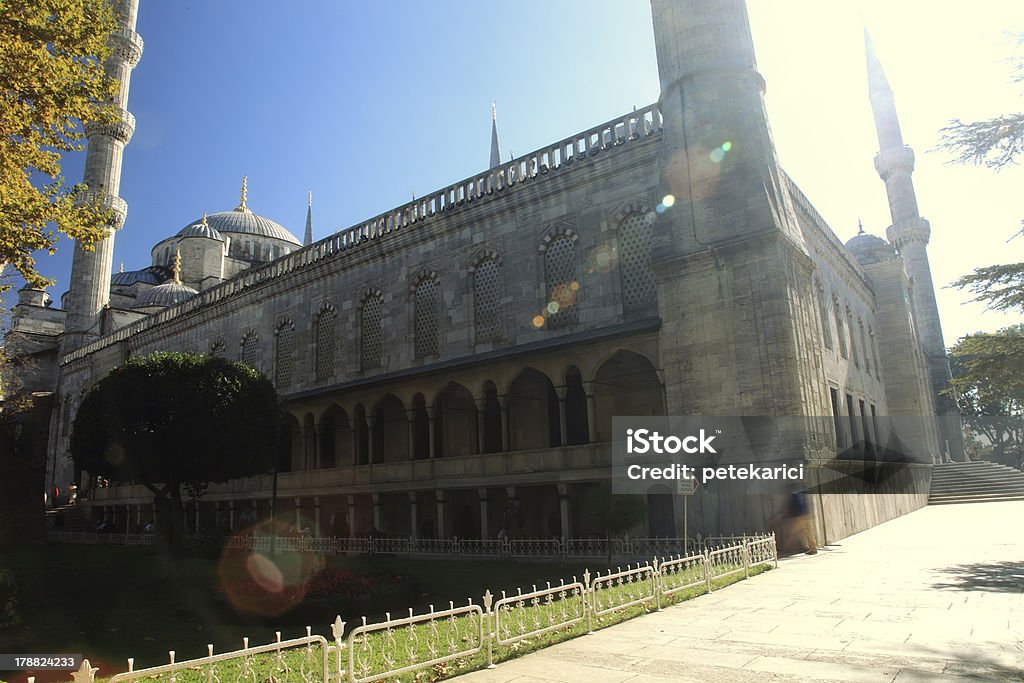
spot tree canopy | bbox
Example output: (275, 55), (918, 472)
(948, 324), (1024, 468)
(0, 0), (119, 292)
(71, 352), (281, 491)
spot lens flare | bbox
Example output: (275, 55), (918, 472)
(532, 315), (545, 328)
(546, 301), (560, 314)
(662, 194), (675, 207)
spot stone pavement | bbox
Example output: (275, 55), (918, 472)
(459, 501), (1024, 682)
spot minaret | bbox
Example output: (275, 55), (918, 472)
(303, 191), (313, 246)
(866, 29), (962, 459)
(62, 0), (142, 350)
(489, 103), (501, 169)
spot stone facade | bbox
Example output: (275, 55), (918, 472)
(8, 0), (956, 544)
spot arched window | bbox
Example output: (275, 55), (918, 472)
(240, 329), (258, 367)
(859, 319), (870, 374)
(847, 307), (859, 368)
(542, 233), (579, 328)
(360, 289), (384, 370)
(314, 304), (337, 380)
(413, 273), (440, 358)
(816, 282), (833, 350)
(275, 319), (295, 387)
(834, 297), (848, 359)
(209, 339), (225, 358)
(472, 255), (502, 344)
(618, 210), (656, 314)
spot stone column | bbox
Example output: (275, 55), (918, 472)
(347, 495), (357, 537)
(366, 415), (376, 465)
(583, 382), (598, 443)
(409, 492), (419, 540)
(558, 483), (571, 540)
(313, 496), (321, 536)
(294, 497), (302, 530)
(372, 493), (382, 531)
(478, 488), (489, 540)
(427, 405), (437, 458)
(407, 409), (417, 459)
(229, 500), (236, 532)
(351, 421), (360, 466)
(193, 501), (200, 535)
(435, 490), (446, 539)
(499, 396), (510, 452)
(475, 397), (487, 454)
(556, 385), (568, 446)
(214, 502), (221, 531)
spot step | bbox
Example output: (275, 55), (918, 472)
(928, 493), (1024, 504)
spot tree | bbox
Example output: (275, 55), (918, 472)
(939, 34), (1024, 313)
(0, 0), (119, 292)
(70, 352), (281, 565)
(948, 324), (1024, 468)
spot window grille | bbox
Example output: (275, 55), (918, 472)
(414, 276), (440, 357)
(544, 235), (578, 328)
(275, 320), (295, 387)
(618, 212), (656, 313)
(361, 292), (384, 370)
(209, 339), (225, 358)
(240, 331), (258, 366)
(315, 307), (336, 380)
(474, 257), (502, 343)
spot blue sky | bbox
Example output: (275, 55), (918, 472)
(11, 0), (1024, 343)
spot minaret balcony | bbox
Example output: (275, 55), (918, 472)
(109, 25), (143, 67)
(886, 217), (931, 249)
(873, 145), (915, 181)
(75, 191), (128, 229)
(83, 107), (135, 145)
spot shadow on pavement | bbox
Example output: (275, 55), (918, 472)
(930, 560), (1024, 593)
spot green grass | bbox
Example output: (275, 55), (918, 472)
(0, 544), (772, 682)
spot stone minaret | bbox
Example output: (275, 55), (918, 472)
(303, 191), (313, 246)
(62, 0), (142, 350)
(866, 30), (962, 459)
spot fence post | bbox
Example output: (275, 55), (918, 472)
(653, 557), (662, 611)
(483, 590), (495, 668)
(584, 569), (594, 634)
(331, 616), (345, 683)
(743, 541), (750, 578)
(704, 548), (712, 593)
(772, 531), (779, 568)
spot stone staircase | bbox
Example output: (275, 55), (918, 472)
(929, 460), (1024, 505)
(45, 503), (91, 531)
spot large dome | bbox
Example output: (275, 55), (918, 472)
(845, 230), (896, 266)
(132, 281), (198, 310)
(177, 208), (298, 245)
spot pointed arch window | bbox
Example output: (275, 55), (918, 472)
(472, 254), (502, 344)
(816, 282), (833, 350)
(209, 339), (226, 358)
(275, 319), (296, 387)
(542, 233), (579, 328)
(240, 330), (258, 367)
(618, 210), (656, 313)
(834, 298), (848, 359)
(314, 304), (337, 380)
(360, 289), (384, 370)
(413, 273), (440, 358)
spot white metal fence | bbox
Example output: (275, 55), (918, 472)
(28, 534), (776, 683)
(46, 531), (759, 560)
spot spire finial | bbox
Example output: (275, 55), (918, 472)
(303, 191), (313, 247)
(857, 217), (865, 235)
(172, 248), (182, 285)
(489, 103), (501, 169)
(237, 175), (249, 212)
(119, 261), (124, 273)
(201, 211), (208, 227)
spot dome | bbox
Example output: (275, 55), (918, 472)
(111, 265), (169, 287)
(131, 281), (198, 310)
(845, 231), (896, 266)
(177, 214), (223, 241)
(176, 208), (298, 245)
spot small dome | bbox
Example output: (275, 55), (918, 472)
(845, 232), (896, 265)
(178, 216), (223, 241)
(132, 281), (198, 310)
(111, 266), (169, 287)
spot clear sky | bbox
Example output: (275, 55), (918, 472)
(13, 0), (1024, 344)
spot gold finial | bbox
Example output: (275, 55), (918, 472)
(119, 261), (124, 273)
(237, 175), (248, 212)
(492, 102), (497, 121)
(201, 211), (209, 226)
(172, 248), (182, 285)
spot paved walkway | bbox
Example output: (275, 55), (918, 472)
(460, 501), (1024, 682)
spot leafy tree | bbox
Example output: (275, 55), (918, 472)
(948, 324), (1024, 468)
(939, 34), (1024, 313)
(1, 0), (119, 292)
(70, 353), (281, 565)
